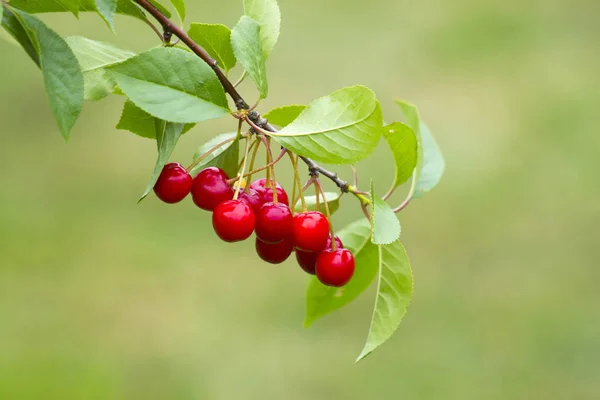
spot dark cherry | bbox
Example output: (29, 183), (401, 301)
(295, 235), (343, 275)
(255, 202), (293, 244)
(255, 237), (294, 264)
(191, 167), (234, 211)
(292, 211), (330, 252)
(315, 248), (355, 287)
(238, 188), (262, 214)
(212, 200), (255, 242)
(249, 178), (289, 206)
(153, 162), (193, 203)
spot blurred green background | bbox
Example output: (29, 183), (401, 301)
(1, 0), (599, 398)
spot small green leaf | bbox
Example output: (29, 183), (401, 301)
(1, 5), (40, 66)
(140, 120), (186, 202)
(65, 36), (135, 101)
(395, 99), (445, 199)
(305, 219), (379, 327)
(243, 0), (280, 57)
(231, 15), (268, 99)
(117, 100), (195, 139)
(295, 192), (340, 215)
(270, 86), (383, 164)
(95, 0), (117, 32)
(170, 0), (186, 22)
(370, 181), (401, 245)
(107, 47), (230, 123)
(356, 241), (413, 362)
(263, 104), (306, 127)
(382, 122), (418, 190)
(188, 23), (236, 72)
(116, 100), (158, 139)
(14, 9), (84, 139)
(8, 0), (149, 20)
(190, 132), (239, 178)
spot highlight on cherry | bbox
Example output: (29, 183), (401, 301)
(0, 0), (445, 361)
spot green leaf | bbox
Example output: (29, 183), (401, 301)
(170, 0), (185, 22)
(243, 0), (280, 57)
(190, 132), (239, 178)
(116, 100), (158, 139)
(270, 86), (383, 164)
(14, 9), (83, 139)
(65, 36), (135, 101)
(263, 104), (306, 127)
(107, 47), (230, 123)
(188, 23), (236, 72)
(117, 100), (195, 139)
(0, 4), (4, 23)
(231, 15), (268, 99)
(382, 122), (418, 190)
(356, 241), (413, 362)
(395, 99), (445, 199)
(140, 121), (186, 202)
(370, 181), (401, 245)
(1, 5), (40, 66)
(8, 0), (149, 20)
(295, 192), (340, 215)
(95, 0), (117, 32)
(305, 219), (379, 327)
(147, 0), (172, 18)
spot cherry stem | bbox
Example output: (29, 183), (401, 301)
(244, 138), (261, 187)
(288, 152), (306, 212)
(351, 166), (358, 187)
(185, 135), (237, 174)
(233, 70), (247, 88)
(314, 178), (336, 250)
(259, 135), (278, 203)
(228, 147), (286, 184)
(234, 133), (252, 200)
(392, 170), (417, 213)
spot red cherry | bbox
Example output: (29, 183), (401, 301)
(255, 202), (293, 243)
(295, 235), (343, 275)
(292, 211), (330, 252)
(249, 178), (289, 206)
(255, 237), (294, 264)
(238, 188), (262, 213)
(153, 163), (193, 203)
(191, 167), (234, 211)
(212, 200), (255, 242)
(315, 249), (355, 287)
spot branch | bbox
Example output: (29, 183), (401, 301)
(133, 0), (350, 194)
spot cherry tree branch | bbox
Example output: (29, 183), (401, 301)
(133, 0), (351, 194)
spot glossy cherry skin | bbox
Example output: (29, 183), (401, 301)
(315, 248), (355, 287)
(238, 188), (262, 214)
(191, 167), (234, 211)
(255, 202), (293, 244)
(212, 200), (255, 242)
(249, 178), (289, 206)
(255, 237), (294, 264)
(296, 236), (343, 275)
(292, 211), (330, 252)
(153, 163), (193, 203)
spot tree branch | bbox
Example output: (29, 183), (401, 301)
(133, 0), (350, 194)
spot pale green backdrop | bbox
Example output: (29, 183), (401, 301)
(1, 0), (599, 398)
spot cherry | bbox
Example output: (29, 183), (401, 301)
(292, 211), (330, 252)
(315, 248), (355, 287)
(249, 178), (289, 206)
(212, 200), (255, 242)
(255, 237), (294, 264)
(255, 202), (293, 243)
(238, 188), (262, 214)
(191, 167), (234, 211)
(296, 235), (343, 275)
(153, 163), (193, 203)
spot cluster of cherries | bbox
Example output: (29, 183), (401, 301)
(153, 162), (355, 287)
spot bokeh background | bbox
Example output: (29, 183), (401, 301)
(1, 0), (599, 398)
